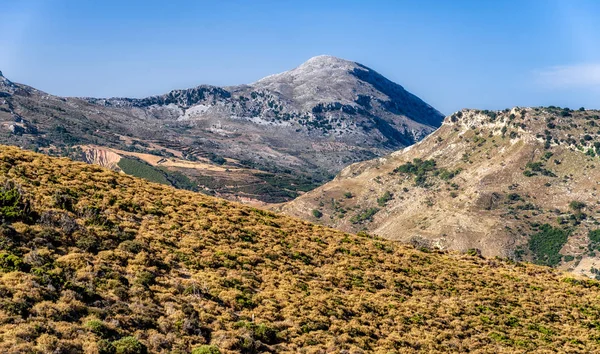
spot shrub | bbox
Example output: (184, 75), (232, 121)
(0, 185), (30, 222)
(569, 201), (586, 211)
(0, 252), (24, 272)
(192, 345), (221, 354)
(135, 271), (156, 287)
(589, 229), (600, 243)
(97, 339), (116, 354)
(377, 191), (393, 207)
(394, 159), (437, 186)
(234, 321), (280, 345)
(350, 208), (379, 224)
(208, 153), (226, 165)
(112, 336), (146, 354)
(507, 193), (521, 202)
(528, 224), (569, 267)
(312, 209), (322, 218)
(254, 323), (279, 344)
(343, 192), (353, 199)
(436, 168), (459, 180)
(523, 170), (535, 177)
(466, 248), (481, 257)
(86, 319), (112, 339)
(76, 234), (100, 252)
(119, 240), (143, 253)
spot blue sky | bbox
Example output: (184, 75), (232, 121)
(1, 0), (599, 115)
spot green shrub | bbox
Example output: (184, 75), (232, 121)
(208, 153), (226, 165)
(0, 186), (29, 222)
(312, 209), (322, 218)
(436, 168), (460, 180)
(119, 240), (143, 254)
(394, 158), (437, 186)
(528, 224), (569, 267)
(343, 192), (353, 199)
(350, 208), (380, 224)
(192, 345), (221, 354)
(112, 336), (146, 354)
(0, 252), (24, 272)
(589, 229), (600, 243)
(97, 339), (116, 354)
(135, 271), (156, 287)
(117, 158), (170, 185)
(76, 234), (100, 252)
(466, 249), (481, 257)
(377, 191), (393, 207)
(507, 193), (522, 202)
(234, 321), (280, 344)
(86, 319), (111, 338)
(569, 201), (586, 211)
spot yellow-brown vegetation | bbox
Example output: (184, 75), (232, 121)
(0, 146), (600, 353)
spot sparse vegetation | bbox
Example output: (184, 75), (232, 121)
(350, 207), (380, 224)
(377, 191), (393, 206)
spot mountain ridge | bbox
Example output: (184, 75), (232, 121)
(0, 57), (443, 203)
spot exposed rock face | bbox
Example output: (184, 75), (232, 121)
(254, 55), (442, 129)
(0, 57), (443, 202)
(80, 146), (122, 170)
(281, 107), (600, 277)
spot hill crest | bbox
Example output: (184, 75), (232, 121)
(282, 106), (600, 277)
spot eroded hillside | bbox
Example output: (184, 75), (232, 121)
(282, 107), (600, 277)
(1, 146), (600, 352)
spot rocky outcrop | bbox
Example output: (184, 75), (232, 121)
(80, 146), (122, 170)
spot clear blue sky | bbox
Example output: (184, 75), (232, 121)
(2, 0), (600, 114)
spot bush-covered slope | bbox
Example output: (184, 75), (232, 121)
(1, 146), (600, 353)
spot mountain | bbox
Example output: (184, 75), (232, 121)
(1, 145), (600, 353)
(0, 57), (443, 203)
(281, 106), (600, 277)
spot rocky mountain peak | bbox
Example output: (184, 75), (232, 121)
(253, 56), (444, 128)
(296, 55), (359, 72)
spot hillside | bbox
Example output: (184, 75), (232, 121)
(281, 107), (600, 277)
(0, 56), (443, 203)
(2, 147), (600, 353)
